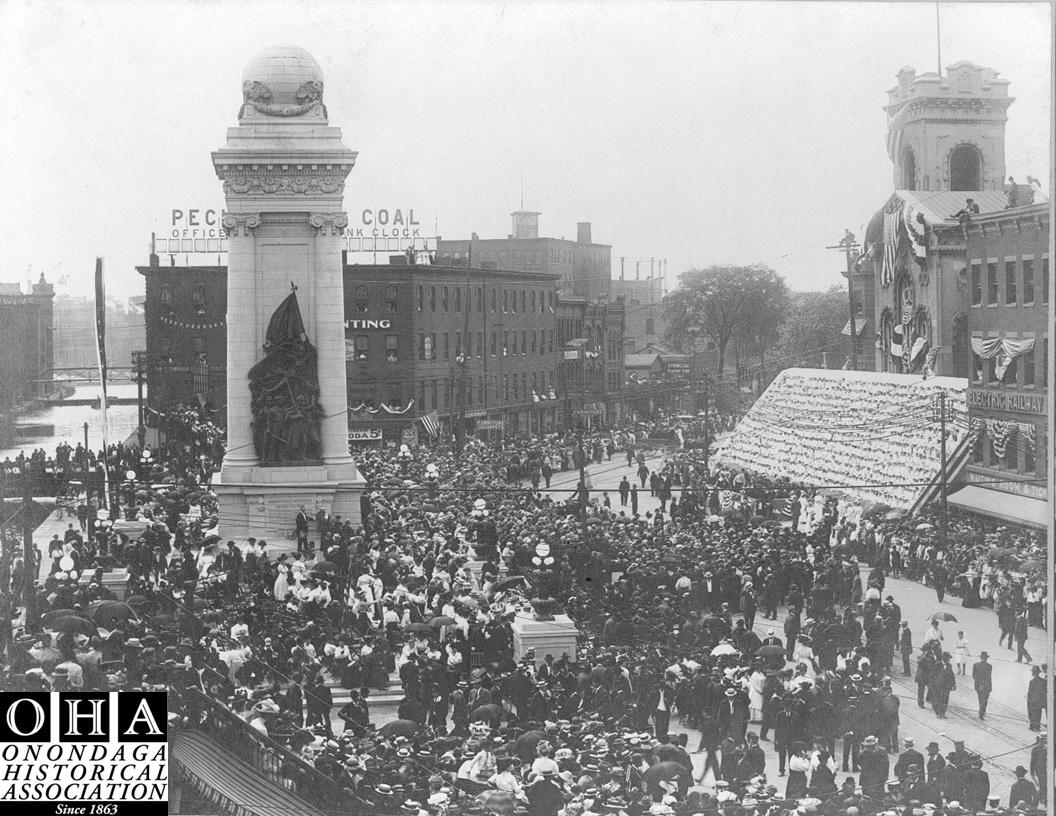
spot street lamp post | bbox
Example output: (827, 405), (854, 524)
(131, 350), (147, 449)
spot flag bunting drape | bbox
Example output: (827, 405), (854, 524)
(985, 419), (1016, 460)
(902, 203), (928, 263)
(881, 207), (901, 287)
(349, 400), (416, 415)
(970, 336), (1035, 359)
(1019, 423), (1036, 455)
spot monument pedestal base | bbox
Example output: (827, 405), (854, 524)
(214, 463), (364, 546)
(512, 614), (580, 667)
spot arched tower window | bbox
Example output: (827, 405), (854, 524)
(949, 145), (982, 191)
(900, 147), (916, 190)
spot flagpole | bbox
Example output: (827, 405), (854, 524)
(93, 257), (111, 513)
(936, 2), (942, 76)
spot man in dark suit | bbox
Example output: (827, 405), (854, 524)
(772, 694), (799, 776)
(1026, 665), (1046, 730)
(972, 652), (993, 718)
(898, 623), (913, 676)
(295, 505), (310, 556)
(695, 710), (721, 781)
(1009, 765), (1038, 809)
(895, 737), (924, 782)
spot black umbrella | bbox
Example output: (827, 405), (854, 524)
(377, 719), (422, 738)
(405, 622), (433, 634)
(469, 703), (504, 724)
(87, 601), (139, 625)
(41, 609), (80, 626)
(512, 730), (546, 762)
(492, 575), (527, 593)
(755, 645), (785, 659)
(641, 761), (691, 786)
(47, 616), (97, 636)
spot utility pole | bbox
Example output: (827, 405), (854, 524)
(132, 350), (147, 449)
(702, 371), (710, 474)
(82, 421), (90, 506)
(938, 390), (949, 549)
(21, 468), (38, 631)
(619, 257), (625, 280)
(827, 229), (861, 371)
(576, 418), (588, 545)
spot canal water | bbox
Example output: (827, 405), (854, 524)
(1, 385), (140, 460)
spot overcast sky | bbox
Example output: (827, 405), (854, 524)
(1, 0), (1050, 302)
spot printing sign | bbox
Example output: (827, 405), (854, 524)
(0, 691), (168, 815)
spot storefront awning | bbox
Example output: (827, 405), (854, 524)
(947, 485), (1051, 529)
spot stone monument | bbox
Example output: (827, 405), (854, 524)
(212, 45), (364, 541)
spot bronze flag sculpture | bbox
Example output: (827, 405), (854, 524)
(248, 290), (324, 463)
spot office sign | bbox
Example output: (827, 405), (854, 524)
(967, 389), (1046, 415)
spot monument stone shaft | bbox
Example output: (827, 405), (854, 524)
(211, 45), (363, 539)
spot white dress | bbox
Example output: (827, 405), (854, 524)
(273, 565), (290, 600)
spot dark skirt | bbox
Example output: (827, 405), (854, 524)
(786, 770), (808, 799)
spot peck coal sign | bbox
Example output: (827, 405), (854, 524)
(153, 206), (436, 255)
(0, 692), (167, 815)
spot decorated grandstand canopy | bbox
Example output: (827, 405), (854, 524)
(714, 368), (969, 512)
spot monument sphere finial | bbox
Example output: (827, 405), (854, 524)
(240, 45), (325, 118)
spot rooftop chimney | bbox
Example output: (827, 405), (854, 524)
(577, 222), (592, 245)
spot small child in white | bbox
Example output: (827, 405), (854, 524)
(954, 630), (970, 675)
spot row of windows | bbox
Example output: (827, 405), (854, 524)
(352, 285), (399, 314)
(416, 329), (556, 361)
(349, 334), (399, 362)
(417, 285), (555, 315)
(157, 335), (208, 354)
(412, 370), (557, 411)
(159, 285), (209, 316)
(973, 338), (1049, 389)
(438, 248), (587, 267)
(970, 256), (1049, 307)
(969, 424), (1046, 478)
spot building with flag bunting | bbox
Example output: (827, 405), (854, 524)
(856, 62), (1034, 380)
(139, 253), (571, 444)
(949, 200), (1049, 528)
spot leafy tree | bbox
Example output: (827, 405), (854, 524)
(663, 264), (788, 374)
(736, 269), (791, 370)
(773, 285), (850, 370)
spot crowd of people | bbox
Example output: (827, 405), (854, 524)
(1, 412), (1049, 816)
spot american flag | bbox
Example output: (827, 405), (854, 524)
(419, 410), (440, 438)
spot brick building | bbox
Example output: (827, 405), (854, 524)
(0, 275), (54, 412)
(436, 212), (612, 300)
(138, 256), (564, 441)
(950, 201), (1049, 527)
(139, 260), (228, 417)
(554, 294), (626, 427)
(859, 62), (1042, 380)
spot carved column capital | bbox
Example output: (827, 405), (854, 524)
(222, 213), (261, 236)
(309, 212), (349, 236)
